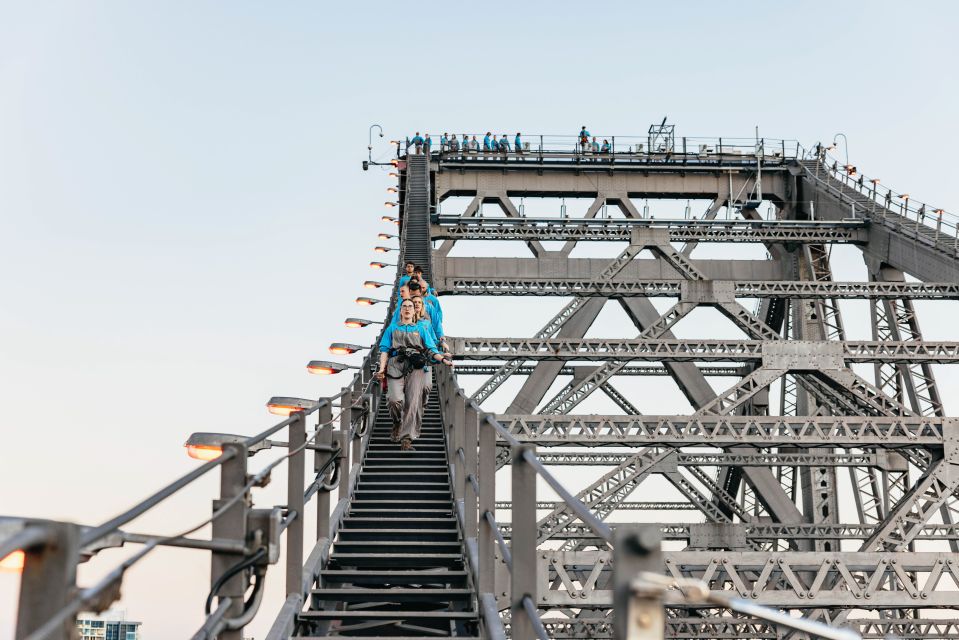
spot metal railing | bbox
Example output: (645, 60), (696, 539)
(801, 149), (959, 254)
(3, 352), (380, 640)
(399, 133), (801, 166)
(435, 365), (613, 640)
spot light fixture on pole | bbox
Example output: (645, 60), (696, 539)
(266, 396), (319, 416)
(384, 201), (398, 208)
(307, 360), (359, 376)
(386, 187), (398, 194)
(373, 246), (394, 254)
(184, 432), (273, 461)
(344, 317), (382, 328)
(363, 124), (383, 171)
(355, 296), (387, 306)
(388, 172), (399, 178)
(381, 215), (399, 224)
(369, 261), (396, 269)
(832, 133), (849, 167)
(329, 342), (368, 355)
(364, 281), (389, 289)
(377, 233), (397, 240)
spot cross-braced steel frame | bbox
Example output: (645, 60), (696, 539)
(433, 150), (959, 638)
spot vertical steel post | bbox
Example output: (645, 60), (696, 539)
(511, 444), (537, 640)
(315, 404), (334, 542)
(335, 430), (350, 505)
(286, 412), (306, 598)
(613, 525), (664, 640)
(211, 442), (249, 640)
(463, 404), (479, 537)
(477, 417), (496, 595)
(455, 394), (468, 502)
(15, 522), (79, 640)
(339, 387), (352, 487)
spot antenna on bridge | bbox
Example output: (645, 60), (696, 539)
(648, 117), (675, 153)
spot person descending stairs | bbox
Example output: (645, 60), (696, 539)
(294, 384), (479, 638)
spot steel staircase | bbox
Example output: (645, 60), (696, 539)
(799, 158), (958, 256)
(295, 390), (479, 638)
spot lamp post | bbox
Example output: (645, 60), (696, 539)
(367, 124), (383, 167)
(832, 133), (849, 167)
(369, 261), (396, 269)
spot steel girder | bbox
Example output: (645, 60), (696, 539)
(455, 364), (745, 376)
(493, 415), (951, 447)
(449, 337), (959, 363)
(430, 216), (869, 243)
(538, 549), (959, 608)
(436, 278), (959, 299)
(527, 615), (959, 639)
(498, 521), (959, 543)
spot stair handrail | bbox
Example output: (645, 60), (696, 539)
(436, 366), (612, 640)
(799, 149), (957, 249)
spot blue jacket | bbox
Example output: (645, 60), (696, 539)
(499, 138), (510, 151)
(418, 312), (443, 342)
(398, 275), (412, 289)
(483, 135), (492, 150)
(411, 135), (423, 145)
(378, 321), (440, 360)
(515, 135), (522, 149)
(580, 130), (590, 140)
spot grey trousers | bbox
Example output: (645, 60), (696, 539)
(387, 368), (429, 441)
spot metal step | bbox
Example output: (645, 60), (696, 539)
(338, 529), (459, 542)
(319, 569), (468, 587)
(342, 517), (456, 529)
(328, 554), (464, 569)
(333, 541), (463, 555)
(311, 588), (472, 604)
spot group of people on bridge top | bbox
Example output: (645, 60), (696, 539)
(405, 126), (610, 157)
(374, 261), (451, 451)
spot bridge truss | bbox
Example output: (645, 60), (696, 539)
(432, 144), (959, 637)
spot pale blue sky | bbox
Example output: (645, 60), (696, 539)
(1, 2), (958, 637)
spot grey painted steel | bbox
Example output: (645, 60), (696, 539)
(432, 216), (869, 243)
(494, 414), (951, 447)
(210, 442), (249, 640)
(510, 444), (538, 640)
(450, 337), (959, 363)
(437, 278), (959, 299)
(14, 522), (78, 640)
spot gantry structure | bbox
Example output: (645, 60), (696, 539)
(428, 135), (959, 638)
(5, 132), (959, 640)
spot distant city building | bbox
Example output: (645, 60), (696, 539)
(76, 612), (142, 640)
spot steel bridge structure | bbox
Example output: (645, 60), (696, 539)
(5, 135), (959, 640)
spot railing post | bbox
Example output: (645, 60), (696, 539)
(15, 521), (79, 640)
(351, 394), (366, 468)
(286, 411), (307, 598)
(464, 405), (479, 538)
(335, 430), (350, 505)
(315, 403), (333, 540)
(511, 443), (538, 640)
(453, 394), (466, 501)
(478, 417), (496, 595)
(211, 442), (250, 640)
(613, 525), (664, 640)
(339, 387), (352, 478)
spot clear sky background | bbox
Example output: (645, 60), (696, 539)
(1, 1), (958, 637)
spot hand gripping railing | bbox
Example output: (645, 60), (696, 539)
(2, 355), (380, 640)
(435, 366), (863, 640)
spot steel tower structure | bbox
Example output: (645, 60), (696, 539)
(6, 134), (959, 640)
(428, 136), (959, 638)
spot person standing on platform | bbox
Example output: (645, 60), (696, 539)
(411, 131), (424, 154)
(579, 126), (590, 153)
(423, 134), (432, 155)
(515, 132), (523, 156)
